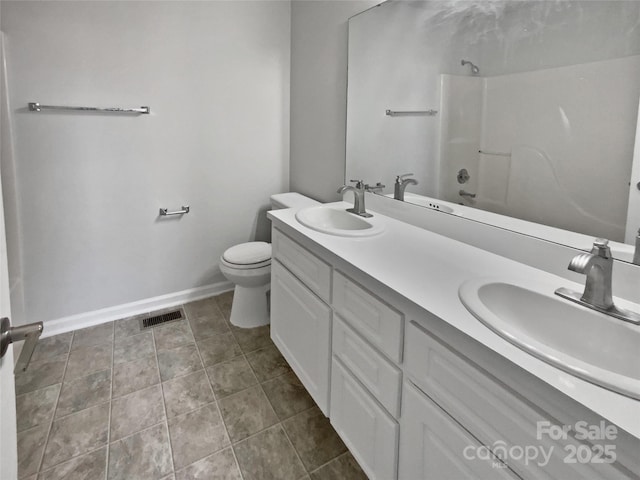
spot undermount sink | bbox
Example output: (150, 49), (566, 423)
(459, 278), (640, 399)
(295, 205), (385, 237)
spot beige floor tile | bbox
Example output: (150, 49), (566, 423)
(309, 451), (367, 480)
(113, 331), (154, 365)
(38, 446), (106, 480)
(283, 406), (346, 471)
(31, 333), (72, 363)
(16, 383), (60, 432)
(15, 355), (66, 395)
(71, 322), (114, 350)
(112, 354), (159, 398)
(157, 344), (203, 381)
(110, 384), (165, 441)
(162, 370), (214, 418)
(261, 371), (315, 420)
(56, 369), (110, 418)
(176, 447), (241, 480)
(64, 344), (112, 382)
(168, 403), (229, 469)
(108, 423), (172, 480)
(196, 333), (242, 367)
(218, 385), (278, 443)
(234, 425), (306, 480)
(206, 356), (257, 399)
(41, 403), (110, 470)
(245, 344), (290, 382)
(17, 424), (48, 478)
(154, 321), (195, 351)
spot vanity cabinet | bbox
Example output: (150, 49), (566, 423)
(269, 225), (640, 480)
(330, 357), (399, 480)
(270, 231), (332, 414)
(399, 381), (517, 480)
(404, 320), (632, 480)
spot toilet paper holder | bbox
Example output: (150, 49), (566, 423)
(159, 206), (190, 216)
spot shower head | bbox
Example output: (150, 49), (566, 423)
(461, 59), (480, 75)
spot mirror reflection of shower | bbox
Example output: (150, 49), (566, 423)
(461, 59), (480, 75)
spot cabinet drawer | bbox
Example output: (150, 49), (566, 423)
(332, 271), (404, 363)
(271, 260), (332, 414)
(333, 315), (402, 418)
(330, 358), (399, 480)
(272, 229), (331, 302)
(405, 320), (631, 480)
(399, 381), (518, 480)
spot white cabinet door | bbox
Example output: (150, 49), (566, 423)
(399, 382), (518, 480)
(270, 260), (332, 414)
(330, 358), (399, 480)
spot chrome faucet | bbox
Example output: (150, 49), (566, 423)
(555, 238), (640, 324)
(569, 239), (613, 309)
(394, 173), (418, 201)
(633, 228), (640, 266)
(338, 180), (372, 218)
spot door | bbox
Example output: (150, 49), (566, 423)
(0, 32), (18, 480)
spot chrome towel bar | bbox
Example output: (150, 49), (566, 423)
(386, 109), (438, 116)
(28, 102), (150, 114)
(159, 206), (190, 216)
(478, 149), (511, 157)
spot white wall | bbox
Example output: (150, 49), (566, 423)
(1, 1), (290, 323)
(479, 56), (640, 241)
(290, 0), (377, 203)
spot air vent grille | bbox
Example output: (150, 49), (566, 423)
(139, 309), (183, 330)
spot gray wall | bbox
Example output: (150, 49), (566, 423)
(290, 0), (378, 203)
(1, 1), (290, 322)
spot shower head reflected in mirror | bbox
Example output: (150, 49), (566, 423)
(461, 59), (480, 75)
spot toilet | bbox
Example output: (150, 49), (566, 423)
(219, 193), (319, 328)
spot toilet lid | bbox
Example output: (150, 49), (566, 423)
(222, 242), (271, 265)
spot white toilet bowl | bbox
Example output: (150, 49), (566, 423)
(220, 193), (321, 329)
(219, 242), (272, 328)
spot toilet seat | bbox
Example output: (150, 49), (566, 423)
(220, 257), (271, 270)
(221, 242), (271, 270)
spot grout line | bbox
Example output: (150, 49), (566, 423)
(51, 397), (112, 423)
(195, 300), (245, 480)
(34, 332), (73, 475)
(151, 326), (176, 477)
(307, 450), (350, 475)
(104, 321), (115, 480)
(258, 378), (308, 474)
(106, 419), (167, 445)
(36, 443), (109, 478)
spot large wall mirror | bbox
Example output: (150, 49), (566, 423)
(346, 0), (640, 263)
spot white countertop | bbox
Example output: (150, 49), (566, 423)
(268, 202), (640, 439)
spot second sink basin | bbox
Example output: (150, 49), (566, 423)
(459, 278), (640, 399)
(295, 205), (384, 237)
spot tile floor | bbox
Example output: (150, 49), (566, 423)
(15, 292), (368, 480)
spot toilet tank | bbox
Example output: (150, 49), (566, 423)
(270, 192), (320, 210)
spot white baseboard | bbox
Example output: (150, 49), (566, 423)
(41, 281), (234, 338)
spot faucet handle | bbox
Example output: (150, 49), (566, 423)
(349, 179), (365, 189)
(592, 238), (611, 258)
(396, 173), (414, 182)
(365, 182), (385, 193)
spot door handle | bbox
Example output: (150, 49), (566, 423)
(0, 317), (44, 373)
